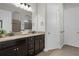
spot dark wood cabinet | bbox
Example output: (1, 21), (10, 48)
(34, 36), (40, 55)
(27, 37), (34, 50)
(0, 34), (45, 56)
(39, 35), (45, 51)
(16, 38), (27, 56)
(34, 35), (45, 55)
(0, 38), (28, 56)
(27, 37), (34, 56)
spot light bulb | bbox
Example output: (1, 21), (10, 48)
(24, 5), (28, 10)
(27, 7), (32, 12)
(20, 4), (24, 9)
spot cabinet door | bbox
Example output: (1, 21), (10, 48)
(16, 38), (27, 56)
(27, 37), (34, 56)
(27, 37), (34, 50)
(0, 38), (28, 56)
(0, 46), (17, 56)
(17, 44), (27, 56)
(34, 36), (40, 54)
(39, 35), (45, 51)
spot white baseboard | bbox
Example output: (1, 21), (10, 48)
(44, 48), (49, 51)
(44, 42), (79, 52)
(44, 46), (62, 52)
(58, 44), (64, 49)
(64, 42), (79, 48)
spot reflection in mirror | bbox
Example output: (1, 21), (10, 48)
(24, 20), (32, 30)
(0, 3), (32, 35)
(21, 15), (32, 31)
(12, 11), (32, 33)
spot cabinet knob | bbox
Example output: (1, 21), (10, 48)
(48, 32), (50, 34)
(60, 31), (64, 33)
(17, 48), (19, 50)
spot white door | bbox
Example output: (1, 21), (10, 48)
(45, 4), (60, 50)
(64, 6), (79, 47)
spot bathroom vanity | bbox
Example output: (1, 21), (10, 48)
(0, 3), (45, 56)
(0, 33), (45, 56)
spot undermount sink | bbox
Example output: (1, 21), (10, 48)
(21, 31), (30, 35)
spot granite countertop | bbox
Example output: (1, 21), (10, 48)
(0, 32), (45, 42)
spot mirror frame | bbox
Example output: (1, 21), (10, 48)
(0, 20), (2, 28)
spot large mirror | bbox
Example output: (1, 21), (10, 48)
(0, 3), (32, 34)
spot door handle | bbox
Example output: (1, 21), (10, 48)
(48, 32), (50, 34)
(77, 32), (79, 34)
(17, 48), (19, 50)
(60, 31), (64, 33)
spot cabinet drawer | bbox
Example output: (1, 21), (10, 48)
(0, 40), (16, 50)
(34, 36), (39, 40)
(28, 41), (34, 45)
(28, 37), (34, 43)
(27, 37), (34, 46)
(29, 37), (34, 41)
(0, 46), (17, 56)
(39, 35), (44, 39)
(16, 38), (27, 44)
(28, 44), (34, 50)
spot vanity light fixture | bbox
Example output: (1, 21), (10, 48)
(12, 3), (32, 12)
